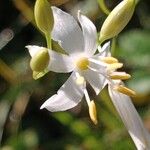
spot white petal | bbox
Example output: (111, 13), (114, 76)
(51, 7), (84, 55)
(97, 41), (111, 57)
(82, 69), (106, 95)
(26, 45), (43, 57)
(108, 86), (150, 150)
(78, 12), (97, 56)
(48, 50), (74, 73)
(88, 57), (107, 74)
(40, 72), (85, 112)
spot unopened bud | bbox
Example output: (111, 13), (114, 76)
(99, 0), (135, 43)
(89, 100), (98, 125)
(33, 70), (48, 80)
(30, 48), (50, 72)
(34, 0), (54, 34)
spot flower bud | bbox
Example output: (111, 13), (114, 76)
(99, 0), (135, 43)
(33, 70), (47, 80)
(30, 48), (50, 72)
(34, 0), (54, 34)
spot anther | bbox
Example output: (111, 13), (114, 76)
(101, 57), (118, 64)
(107, 63), (123, 71)
(89, 100), (98, 125)
(114, 85), (136, 97)
(110, 72), (131, 80)
(84, 89), (98, 124)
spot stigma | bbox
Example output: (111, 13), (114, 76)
(100, 56), (118, 64)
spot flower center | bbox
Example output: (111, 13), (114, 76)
(76, 57), (89, 70)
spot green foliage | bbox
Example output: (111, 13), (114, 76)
(118, 30), (150, 95)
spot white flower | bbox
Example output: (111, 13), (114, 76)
(27, 7), (150, 149)
(39, 7), (113, 124)
(27, 7), (110, 124)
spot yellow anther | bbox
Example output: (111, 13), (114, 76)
(76, 76), (85, 85)
(101, 57), (118, 64)
(110, 72), (131, 80)
(107, 63), (123, 71)
(76, 57), (89, 70)
(114, 85), (136, 97)
(89, 100), (98, 125)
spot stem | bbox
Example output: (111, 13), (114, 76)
(45, 32), (52, 49)
(97, 0), (110, 15)
(111, 37), (117, 57)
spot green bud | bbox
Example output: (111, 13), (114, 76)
(34, 0), (54, 34)
(30, 48), (50, 72)
(33, 70), (48, 80)
(99, 0), (135, 43)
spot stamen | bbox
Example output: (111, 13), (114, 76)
(89, 100), (98, 125)
(101, 57), (118, 64)
(110, 72), (131, 80)
(84, 88), (90, 106)
(84, 89), (98, 125)
(76, 57), (89, 70)
(114, 85), (136, 97)
(107, 63), (123, 71)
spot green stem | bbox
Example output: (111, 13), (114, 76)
(111, 37), (117, 56)
(45, 32), (52, 49)
(97, 0), (110, 15)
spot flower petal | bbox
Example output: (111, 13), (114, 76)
(108, 86), (150, 150)
(82, 69), (106, 95)
(78, 12), (97, 56)
(48, 50), (74, 73)
(51, 7), (84, 55)
(88, 57), (107, 74)
(97, 41), (111, 57)
(40, 72), (85, 112)
(26, 45), (43, 57)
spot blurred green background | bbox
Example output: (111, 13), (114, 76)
(0, 0), (150, 149)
